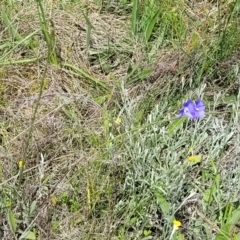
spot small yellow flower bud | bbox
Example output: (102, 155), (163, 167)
(173, 220), (182, 230)
(18, 160), (24, 168)
(188, 155), (195, 161)
(115, 117), (122, 125)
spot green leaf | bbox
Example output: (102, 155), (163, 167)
(82, 11), (93, 49)
(215, 205), (240, 240)
(7, 209), (17, 233)
(203, 174), (220, 206)
(228, 206), (240, 227)
(176, 233), (185, 240)
(188, 155), (202, 166)
(168, 117), (185, 135)
(155, 193), (170, 216)
(30, 201), (37, 215)
(145, 9), (161, 42)
(2, 6), (24, 42)
(62, 62), (109, 91)
(143, 229), (152, 236)
(129, 217), (137, 225)
(215, 226), (231, 240)
(94, 94), (110, 105)
(131, 0), (138, 34)
(203, 188), (214, 205)
(20, 231), (36, 240)
(127, 69), (153, 85)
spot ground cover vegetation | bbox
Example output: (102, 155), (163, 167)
(1, 0), (240, 239)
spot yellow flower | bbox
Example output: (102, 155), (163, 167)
(18, 160), (24, 168)
(173, 220), (182, 230)
(188, 155), (195, 161)
(115, 117), (122, 125)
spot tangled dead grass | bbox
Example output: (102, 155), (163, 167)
(0, 1), (134, 238)
(1, 0), (240, 239)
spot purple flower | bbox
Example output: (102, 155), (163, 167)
(179, 99), (205, 120)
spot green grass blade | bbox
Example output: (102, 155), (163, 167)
(62, 62), (109, 91)
(0, 57), (39, 66)
(214, 207), (240, 240)
(126, 69), (153, 85)
(131, 0), (138, 34)
(82, 11), (93, 49)
(2, 5), (23, 42)
(0, 28), (40, 62)
(145, 9), (161, 43)
(35, 0), (59, 64)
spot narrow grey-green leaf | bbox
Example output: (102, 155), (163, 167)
(168, 117), (185, 135)
(155, 193), (170, 216)
(7, 209), (17, 233)
(20, 231), (36, 240)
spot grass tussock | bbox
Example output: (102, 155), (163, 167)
(1, 0), (240, 239)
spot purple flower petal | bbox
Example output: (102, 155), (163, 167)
(195, 99), (205, 111)
(183, 101), (196, 119)
(179, 108), (184, 118)
(179, 100), (193, 118)
(179, 98), (205, 120)
(195, 109), (205, 118)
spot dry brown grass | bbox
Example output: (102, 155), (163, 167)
(1, 0), (240, 239)
(0, 1), (129, 238)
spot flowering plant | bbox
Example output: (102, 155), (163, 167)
(179, 99), (205, 120)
